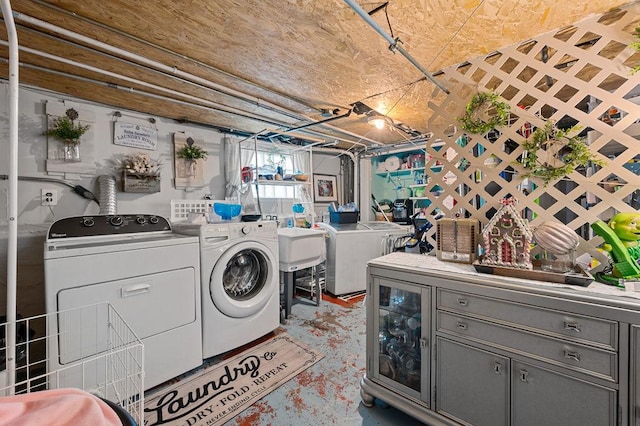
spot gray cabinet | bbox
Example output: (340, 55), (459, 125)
(367, 275), (430, 404)
(512, 360), (616, 426)
(436, 337), (509, 426)
(632, 325), (640, 424)
(362, 256), (640, 426)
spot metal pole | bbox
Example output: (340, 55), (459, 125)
(343, 0), (450, 95)
(1, 0), (19, 394)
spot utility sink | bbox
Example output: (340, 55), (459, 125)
(277, 227), (326, 272)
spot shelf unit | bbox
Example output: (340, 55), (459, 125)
(241, 140), (315, 225)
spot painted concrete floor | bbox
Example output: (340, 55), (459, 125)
(221, 294), (426, 426)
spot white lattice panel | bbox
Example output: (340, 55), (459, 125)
(415, 3), (640, 266)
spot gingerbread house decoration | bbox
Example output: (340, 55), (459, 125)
(480, 197), (533, 269)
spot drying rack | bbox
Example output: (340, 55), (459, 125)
(0, 302), (144, 425)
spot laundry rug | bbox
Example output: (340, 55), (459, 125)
(143, 333), (323, 426)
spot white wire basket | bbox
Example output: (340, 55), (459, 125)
(0, 302), (144, 425)
(170, 199), (214, 222)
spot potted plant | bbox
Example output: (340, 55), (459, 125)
(121, 152), (161, 193)
(176, 137), (207, 176)
(44, 108), (90, 162)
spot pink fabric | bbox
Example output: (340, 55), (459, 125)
(0, 388), (123, 426)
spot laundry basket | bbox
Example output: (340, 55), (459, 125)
(170, 199), (214, 222)
(0, 302), (144, 425)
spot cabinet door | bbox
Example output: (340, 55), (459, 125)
(372, 276), (429, 403)
(436, 337), (509, 426)
(632, 325), (640, 425)
(512, 360), (616, 426)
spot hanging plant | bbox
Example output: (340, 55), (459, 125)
(458, 91), (511, 134)
(517, 121), (605, 186)
(630, 26), (640, 74)
(44, 108), (90, 142)
(176, 137), (207, 161)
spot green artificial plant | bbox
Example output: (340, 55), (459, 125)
(517, 121), (605, 186)
(176, 137), (208, 161)
(458, 91), (511, 134)
(44, 108), (90, 142)
(631, 26), (640, 74)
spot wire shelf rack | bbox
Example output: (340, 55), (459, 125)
(0, 302), (144, 424)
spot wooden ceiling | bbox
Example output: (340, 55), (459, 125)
(0, 0), (635, 149)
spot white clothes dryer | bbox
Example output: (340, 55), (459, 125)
(175, 220), (280, 358)
(44, 214), (203, 391)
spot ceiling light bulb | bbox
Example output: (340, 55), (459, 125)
(368, 116), (390, 130)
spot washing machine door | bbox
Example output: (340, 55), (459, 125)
(209, 240), (276, 318)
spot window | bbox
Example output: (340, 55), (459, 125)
(244, 147), (299, 199)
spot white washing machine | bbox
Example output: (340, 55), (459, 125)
(44, 214), (203, 390)
(174, 220), (280, 358)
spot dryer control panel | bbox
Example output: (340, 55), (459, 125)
(47, 214), (171, 239)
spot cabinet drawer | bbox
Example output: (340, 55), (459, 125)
(437, 311), (617, 382)
(438, 289), (618, 351)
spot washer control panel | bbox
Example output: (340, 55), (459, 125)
(47, 214), (171, 239)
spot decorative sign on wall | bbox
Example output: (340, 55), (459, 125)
(113, 121), (158, 150)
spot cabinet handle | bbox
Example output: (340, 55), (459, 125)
(420, 337), (428, 348)
(564, 321), (581, 333)
(121, 283), (151, 298)
(456, 321), (468, 330)
(457, 298), (469, 306)
(494, 362), (502, 375)
(563, 350), (581, 362)
(519, 369), (528, 382)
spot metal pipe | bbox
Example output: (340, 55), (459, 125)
(343, 0), (450, 95)
(285, 109), (352, 132)
(1, 49), (379, 148)
(11, 12), (383, 146)
(1, 0), (18, 394)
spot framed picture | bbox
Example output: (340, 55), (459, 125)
(313, 174), (338, 202)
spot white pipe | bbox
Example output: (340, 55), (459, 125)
(1, 42), (374, 148)
(1, 0), (19, 394)
(12, 12), (382, 146)
(343, 0), (450, 95)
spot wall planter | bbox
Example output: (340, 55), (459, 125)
(120, 153), (161, 193)
(123, 173), (161, 193)
(174, 132), (206, 189)
(44, 108), (90, 162)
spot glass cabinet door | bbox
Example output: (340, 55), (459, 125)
(373, 277), (429, 401)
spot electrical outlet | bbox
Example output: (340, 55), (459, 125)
(41, 188), (58, 206)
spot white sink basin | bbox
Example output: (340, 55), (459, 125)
(277, 227), (326, 272)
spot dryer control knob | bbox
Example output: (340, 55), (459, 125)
(136, 216), (146, 224)
(149, 216), (159, 224)
(109, 215), (124, 226)
(82, 217), (95, 227)
(242, 225), (253, 235)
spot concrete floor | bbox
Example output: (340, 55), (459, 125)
(221, 294), (426, 426)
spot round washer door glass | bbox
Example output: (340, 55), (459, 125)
(209, 241), (276, 318)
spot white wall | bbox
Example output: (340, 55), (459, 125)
(0, 83), (229, 225)
(0, 83), (346, 226)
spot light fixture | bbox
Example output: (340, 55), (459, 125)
(368, 115), (393, 130)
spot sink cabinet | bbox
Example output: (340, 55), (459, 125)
(362, 255), (640, 426)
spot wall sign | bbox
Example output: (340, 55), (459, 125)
(113, 121), (158, 150)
